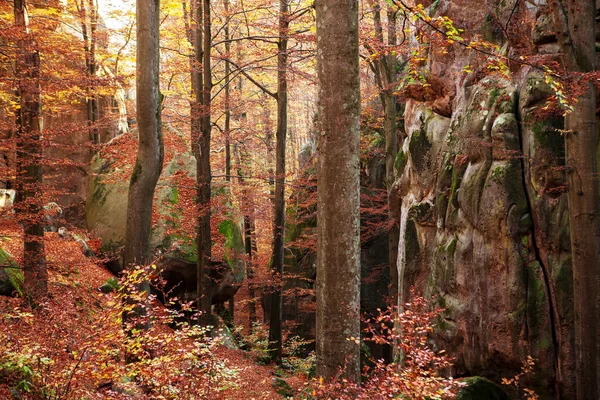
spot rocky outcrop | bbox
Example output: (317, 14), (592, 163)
(390, 0), (577, 396)
(86, 135), (246, 305)
(85, 140), (197, 254)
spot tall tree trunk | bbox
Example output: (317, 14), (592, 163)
(549, 1), (599, 398)
(244, 214), (258, 325)
(224, 0), (232, 182)
(268, 0), (288, 362)
(563, 3), (599, 398)
(234, 143), (258, 327)
(196, 0), (213, 327)
(76, 0), (99, 145)
(384, 5), (398, 309)
(14, 0), (47, 304)
(315, 0), (361, 382)
(223, 0), (233, 317)
(123, 0), (163, 325)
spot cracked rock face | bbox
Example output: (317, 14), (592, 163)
(395, 74), (573, 397)
(392, 1), (576, 396)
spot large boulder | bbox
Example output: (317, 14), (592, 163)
(86, 135), (246, 304)
(0, 248), (23, 296)
(85, 139), (197, 255)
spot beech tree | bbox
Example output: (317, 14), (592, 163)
(196, 0), (213, 327)
(267, 0), (289, 362)
(14, 0), (47, 303)
(123, 0), (163, 289)
(315, 0), (361, 382)
(549, 1), (599, 398)
(75, 0), (99, 145)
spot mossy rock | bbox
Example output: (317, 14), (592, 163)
(409, 125), (432, 173)
(218, 219), (246, 283)
(456, 377), (509, 400)
(0, 248), (23, 296)
(86, 149), (197, 253)
(99, 277), (120, 294)
(271, 377), (294, 398)
(394, 150), (408, 178)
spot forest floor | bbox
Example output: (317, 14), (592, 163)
(0, 225), (308, 399)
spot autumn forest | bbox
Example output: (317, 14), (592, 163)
(0, 0), (599, 399)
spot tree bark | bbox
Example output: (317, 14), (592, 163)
(268, 0), (288, 362)
(196, 0), (213, 327)
(14, 0), (47, 304)
(384, 6), (399, 310)
(77, 0), (99, 145)
(315, 0), (361, 382)
(550, 0), (600, 398)
(563, 3), (599, 398)
(123, 0), (163, 326)
(244, 214), (258, 326)
(224, 0), (232, 183)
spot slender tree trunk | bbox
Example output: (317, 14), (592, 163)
(14, 0), (47, 304)
(315, 0), (361, 381)
(123, 0), (163, 326)
(224, 0), (232, 182)
(384, 6), (398, 308)
(196, 0), (213, 327)
(549, 1), (600, 398)
(77, 0), (99, 145)
(268, 0), (288, 362)
(223, 0), (233, 317)
(234, 143), (258, 327)
(244, 215), (258, 325)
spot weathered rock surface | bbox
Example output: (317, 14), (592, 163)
(390, 0), (577, 397)
(85, 144), (197, 253)
(86, 137), (246, 306)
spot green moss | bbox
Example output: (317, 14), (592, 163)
(532, 118), (565, 160)
(434, 236), (458, 292)
(91, 176), (108, 205)
(130, 162), (142, 184)
(490, 165), (509, 181)
(0, 248), (23, 296)
(162, 234), (197, 263)
(218, 219), (245, 281)
(447, 160), (464, 209)
(408, 126), (431, 172)
(553, 258), (573, 297)
(272, 377), (294, 398)
(394, 150), (408, 178)
(526, 261), (547, 337)
(489, 87), (501, 104)
(99, 277), (119, 294)
(167, 187), (179, 204)
(427, 0), (441, 15)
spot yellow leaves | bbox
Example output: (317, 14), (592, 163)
(543, 68), (576, 115)
(347, 336), (361, 345)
